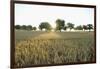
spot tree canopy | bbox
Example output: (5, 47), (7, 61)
(67, 22), (74, 30)
(15, 25), (21, 29)
(26, 25), (32, 30)
(75, 25), (83, 30)
(83, 25), (88, 31)
(39, 22), (52, 31)
(15, 19), (94, 32)
(55, 19), (65, 32)
(87, 24), (93, 32)
(32, 27), (37, 31)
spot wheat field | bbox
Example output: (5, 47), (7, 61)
(15, 31), (95, 67)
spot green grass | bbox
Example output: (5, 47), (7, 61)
(15, 30), (95, 67)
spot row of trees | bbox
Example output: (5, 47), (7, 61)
(15, 25), (37, 31)
(55, 19), (93, 32)
(15, 19), (93, 32)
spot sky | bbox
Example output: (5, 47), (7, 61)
(15, 4), (94, 28)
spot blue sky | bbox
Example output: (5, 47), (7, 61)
(15, 4), (94, 28)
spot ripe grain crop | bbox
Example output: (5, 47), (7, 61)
(15, 31), (95, 67)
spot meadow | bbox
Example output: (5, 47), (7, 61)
(15, 30), (95, 67)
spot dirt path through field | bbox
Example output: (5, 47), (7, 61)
(34, 32), (61, 39)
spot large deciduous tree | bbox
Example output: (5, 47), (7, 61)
(87, 24), (93, 32)
(55, 19), (65, 32)
(75, 25), (83, 30)
(67, 22), (74, 31)
(38, 22), (52, 31)
(83, 25), (88, 31)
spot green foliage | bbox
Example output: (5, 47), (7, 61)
(38, 24), (42, 31)
(15, 23), (94, 32)
(26, 25), (32, 30)
(15, 25), (21, 29)
(63, 26), (68, 31)
(87, 24), (93, 32)
(75, 25), (83, 30)
(55, 19), (65, 32)
(38, 22), (52, 31)
(83, 25), (88, 31)
(67, 22), (74, 30)
(15, 25), (33, 30)
(21, 25), (27, 30)
(32, 27), (37, 31)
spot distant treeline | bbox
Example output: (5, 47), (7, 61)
(15, 19), (94, 32)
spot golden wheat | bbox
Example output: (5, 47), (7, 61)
(15, 31), (95, 67)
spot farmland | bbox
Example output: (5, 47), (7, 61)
(15, 30), (95, 67)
